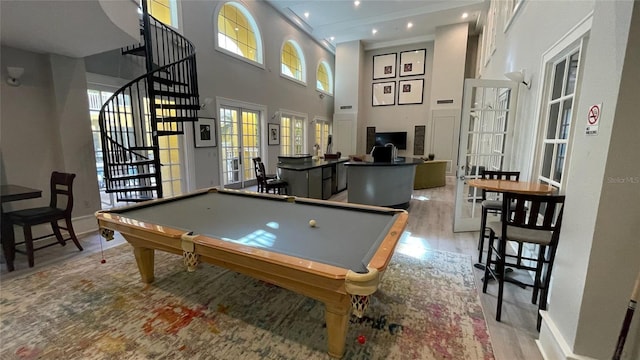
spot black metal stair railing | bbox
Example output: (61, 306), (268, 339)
(98, 8), (199, 202)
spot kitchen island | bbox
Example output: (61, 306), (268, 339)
(277, 155), (349, 200)
(344, 157), (423, 209)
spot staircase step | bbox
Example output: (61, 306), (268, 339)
(154, 103), (201, 111)
(108, 173), (156, 181)
(157, 130), (185, 136)
(155, 90), (197, 99)
(152, 76), (188, 87)
(129, 146), (156, 151)
(108, 185), (159, 193)
(156, 116), (198, 122)
(111, 159), (156, 167)
(116, 195), (156, 203)
(122, 45), (146, 57)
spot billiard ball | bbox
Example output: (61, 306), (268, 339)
(309, 219), (317, 227)
(357, 335), (366, 344)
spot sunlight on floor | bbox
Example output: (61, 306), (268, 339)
(396, 232), (432, 259)
(411, 195), (430, 201)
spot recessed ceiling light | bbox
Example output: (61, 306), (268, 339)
(372, 28), (377, 35)
(304, 12), (310, 18)
(407, 22), (413, 29)
(354, 1), (361, 6)
(330, 36), (335, 41)
(462, 12), (469, 19)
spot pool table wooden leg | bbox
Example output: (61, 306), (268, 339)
(325, 301), (351, 358)
(133, 246), (155, 283)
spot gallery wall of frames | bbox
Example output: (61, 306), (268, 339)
(371, 49), (426, 107)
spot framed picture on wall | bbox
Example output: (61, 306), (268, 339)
(194, 117), (216, 147)
(399, 49), (426, 77)
(372, 81), (396, 106)
(372, 53), (397, 79)
(398, 79), (424, 105)
(268, 123), (280, 145)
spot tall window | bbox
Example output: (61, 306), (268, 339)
(144, 98), (184, 198)
(316, 61), (333, 95)
(280, 113), (306, 156)
(217, 2), (263, 65)
(281, 40), (305, 83)
(314, 119), (331, 156)
(148, 0), (177, 26)
(88, 89), (119, 209)
(538, 48), (581, 189)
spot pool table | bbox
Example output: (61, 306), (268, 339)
(96, 188), (408, 358)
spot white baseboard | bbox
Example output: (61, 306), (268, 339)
(536, 311), (598, 360)
(9, 214), (99, 242)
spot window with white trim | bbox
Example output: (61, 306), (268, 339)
(148, 0), (178, 27)
(281, 40), (306, 83)
(314, 119), (331, 157)
(537, 47), (582, 190)
(316, 60), (333, 95)
(280, 113), (307, 156)
(216, 2), (263, 65)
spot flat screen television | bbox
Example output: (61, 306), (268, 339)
(375, 132), (407, 150)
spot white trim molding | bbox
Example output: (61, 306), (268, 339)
(536, 311), (599, 360)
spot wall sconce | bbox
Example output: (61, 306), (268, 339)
(504, 69), (531, 89)
(6, 67), (25, 87)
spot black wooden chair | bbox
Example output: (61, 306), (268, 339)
(477, 170), (521, 264)
(482, 191), (565, 330)
(252, 157), (277, 193)
(255, 161), (287, 195)
(7, 172), (83, 267)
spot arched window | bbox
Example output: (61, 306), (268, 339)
(316, 60), (333, 95)
(216, 2), (263, 65)
(281, 40), (306, 83)
(148, 0), (177, 27)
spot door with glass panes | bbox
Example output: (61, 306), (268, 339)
(219, 106), (260, 189)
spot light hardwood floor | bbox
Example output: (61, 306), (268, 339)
(0, 178), (543, 360)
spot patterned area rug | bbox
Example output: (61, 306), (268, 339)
(0, 244), (494, 360)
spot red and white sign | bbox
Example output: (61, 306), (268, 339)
(586, 103), (602, 136)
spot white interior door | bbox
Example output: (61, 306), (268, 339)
(453, 79), (518, 232)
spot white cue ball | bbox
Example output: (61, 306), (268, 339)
(309, 219), (317, 227)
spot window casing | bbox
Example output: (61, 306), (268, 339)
(148, 0), (178, 27)
(316, 61), (333, 95)
(537, 47), (582, 190)
(216, 2), (263, 66)
(281, 40), (306, 83)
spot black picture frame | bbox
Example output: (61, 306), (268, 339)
(268, 123), (280, 145)
(372, 81), (396, 106)
(372, 53), (397, 80)
(398, 79), (424, 105)
(194, 117), (216, 147)
(399, 49), (426, 77)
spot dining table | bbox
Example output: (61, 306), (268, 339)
(1, 184), (43, 271)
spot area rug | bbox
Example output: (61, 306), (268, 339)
(0, 244), (494, 360)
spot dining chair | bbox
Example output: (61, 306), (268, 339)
(255, 161), (287, 195)
(482, 191), (565, 330)
(252, 157), (276, 193)
(7, 172), (83, 267)
(477, 170), (521, 264)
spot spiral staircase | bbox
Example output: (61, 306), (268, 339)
(98, 3), (199, 202)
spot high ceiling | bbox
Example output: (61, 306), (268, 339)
(265, 0), (487, 51)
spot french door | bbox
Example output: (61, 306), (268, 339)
(219, 106), (261, 189)
(453, 79), (518, 232)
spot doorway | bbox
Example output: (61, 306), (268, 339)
(218, 105), (262, 189)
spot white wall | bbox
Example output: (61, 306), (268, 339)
(1, 46), (101, 217)
(479, 1), (640, 358)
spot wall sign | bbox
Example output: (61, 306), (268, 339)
(585, 103), (602, 136)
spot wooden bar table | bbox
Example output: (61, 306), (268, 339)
(467, 178), (557, 195)
(1, 184), (43, 271)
